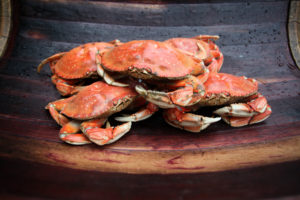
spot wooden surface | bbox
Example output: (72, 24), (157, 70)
(0, 0), (12, 59)
(289, 0), (300, 69)
(1, 0), (300, 199)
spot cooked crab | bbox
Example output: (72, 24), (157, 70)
(99, 39), (214, 108)
(140, 72), (271, 132)
(213, 93), (272, 127)
(165, 35), (224, 73)
(97, 40), (207, 88)
(37, 41), (125, 96)
(163, 107), (221, 132)
(46, 81), (157, 145)
(135, 68), (210, 108)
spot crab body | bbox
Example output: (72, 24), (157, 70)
(38, 42), (115, 96)
(195, 72), (258, 107)
(47, 81), (137, 145)
(162, 73), (271, 131)
(53, 43), (114, 80)
(101, 40), (206, 80)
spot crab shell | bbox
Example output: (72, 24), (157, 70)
(165, 38), (214, 60)
(57, 81), (138, 120)
(101, 40), (205, 80)
(54, 42), (114, 79)
(195, 72), (258, 107)
(165, 37), (223, 72)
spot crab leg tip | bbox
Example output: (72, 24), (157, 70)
(135, 85), (147, 95)
(115, 103), (158, 122)
(106, 121), (111, 128)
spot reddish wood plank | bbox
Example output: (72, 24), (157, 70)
(1, 127), (300, 174)
(0, 156), (299, 200)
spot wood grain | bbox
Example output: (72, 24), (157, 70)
(1, 127), (300, 174)
(0, 0), (12, 59)
(288, 0), (300, 69)
(1, 157), (300, 200)
(0, 0), (300, 198)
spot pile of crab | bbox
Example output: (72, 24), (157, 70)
(38, 35), (272, 146)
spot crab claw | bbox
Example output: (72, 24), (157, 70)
(163, 108), (221, 132)
(135, 85), (203, 109)
(134, 68), (209, 109)
(51, 75), (84, 96)
(81, 119), (132, 146)
(115, 103), (159, 122)
(95, 52), (129, 87)
(214, 93), (272, 127)
(46, 99), (70, 126)
(59, 120), (92, 145)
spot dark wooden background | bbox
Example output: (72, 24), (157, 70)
(1, 0), (300, 199)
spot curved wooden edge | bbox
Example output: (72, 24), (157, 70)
(0, 0), (12, 60)
(1, 133), (300, 174)
(288, 0), (300, 70)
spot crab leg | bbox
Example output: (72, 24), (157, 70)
(193, 35), (220, 41)
(51, 74), (84, 96)
(81, 119), (132, 146)
(214, 93), (272, 127)
(46, 99), (91, 145)
(193, 35), (223, 73)
(46, 99), (70, 126)
(37, 52), (66, 73)
(95, 52), (129, 87)
(59, 120), (92, 145)
(115, 103), (159, 122)
(37, 52), (85, 96)
(163, 108), (221, 132)
(135, 84), (203, 108)
(205, 50), (224, 73)
(135, 69), (209, 108)
(176, 43), (208, 60)
(159, 68), (209, 91)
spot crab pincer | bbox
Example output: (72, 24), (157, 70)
(163, 108), (221, 132)
(59, 118), (132, 146)
(214, 93), (272, 127)
(134, 68), (210, 108)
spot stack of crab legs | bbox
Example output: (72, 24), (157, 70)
(37, 35), (272, 146)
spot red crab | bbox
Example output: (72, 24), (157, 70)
(165, 35), (224, 73)
(98, 39), (210, 107)
(46, 81), (157, 145)
(137, 72), (271, 132)
(99, 40), (206, 80)
(37, 41), (123, 96)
